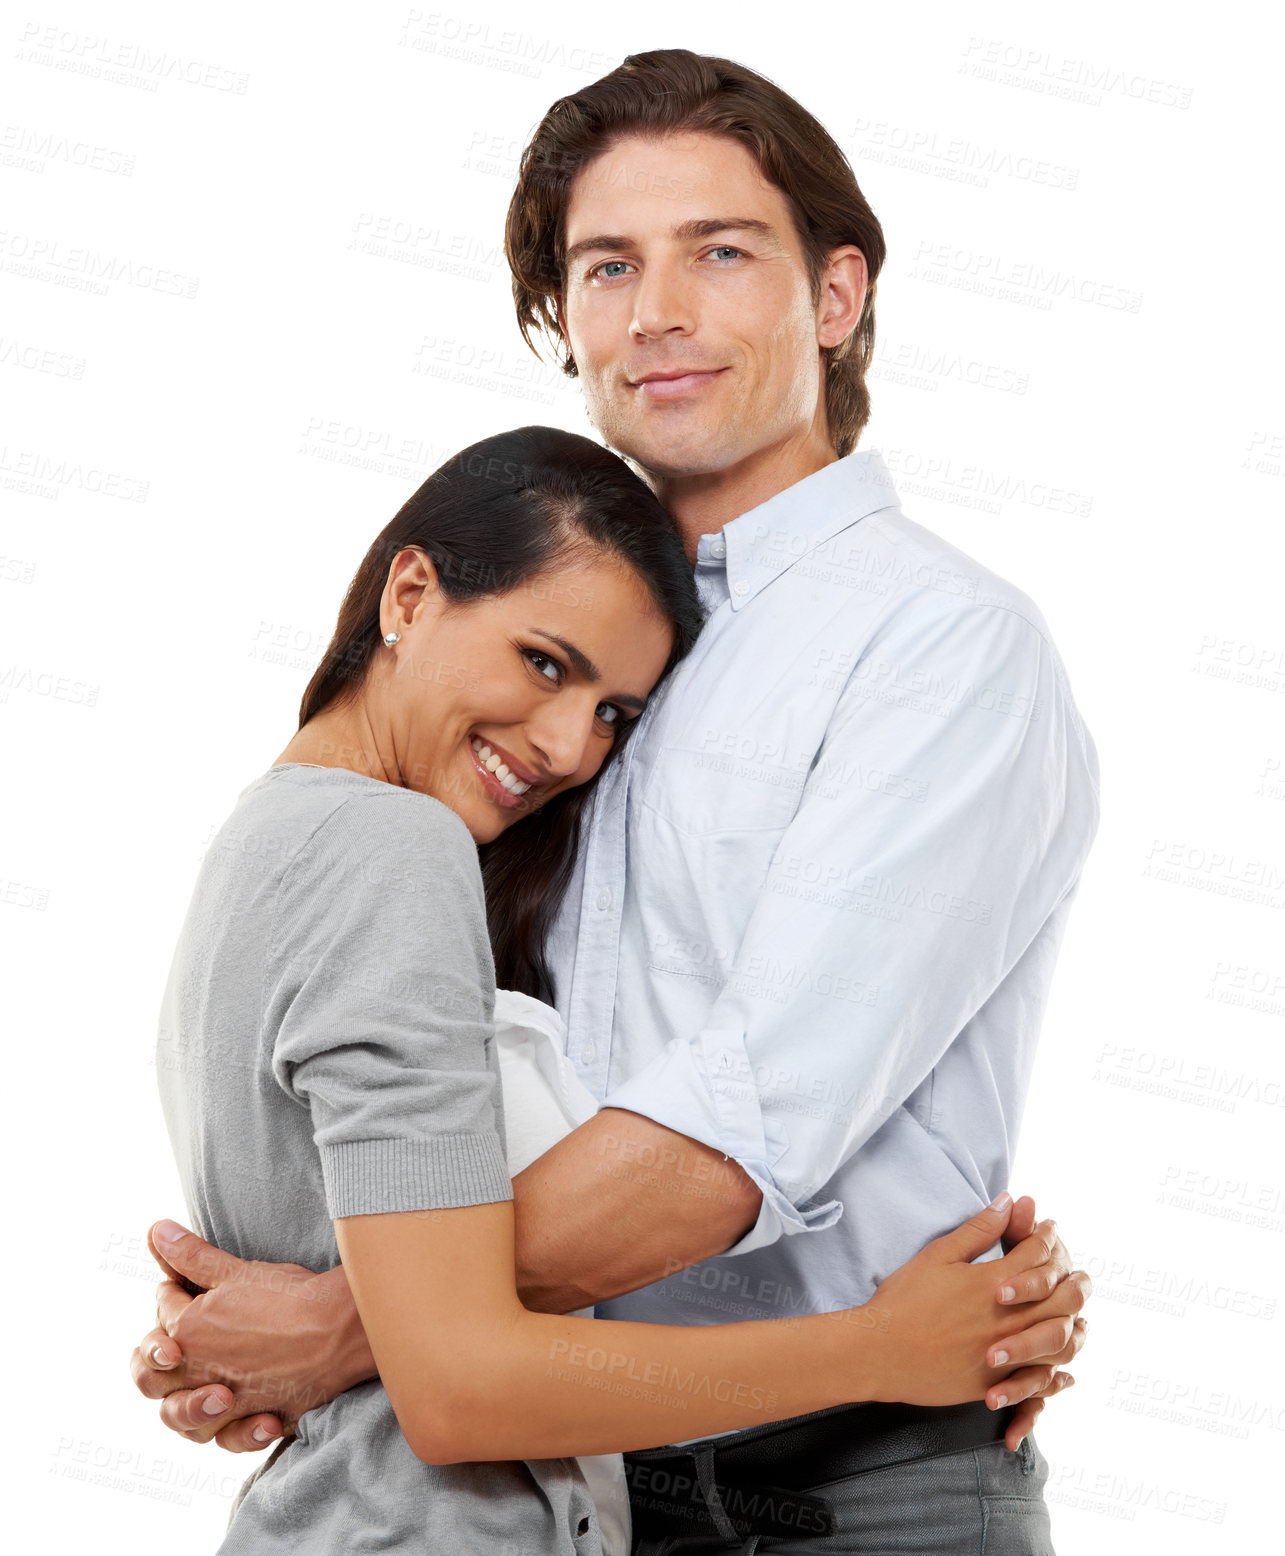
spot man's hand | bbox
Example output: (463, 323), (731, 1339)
(129, 1221), (375, 1450)
(988, 1196), (1088, 1450)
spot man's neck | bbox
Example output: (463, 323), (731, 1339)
(646, 428), (841, 563)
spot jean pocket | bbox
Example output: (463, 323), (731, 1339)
(975, 1436), (1051, 1503)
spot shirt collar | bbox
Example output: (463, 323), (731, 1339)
(716, 448), (900, 610)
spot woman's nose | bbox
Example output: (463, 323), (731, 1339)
(525, 698), (601, 778)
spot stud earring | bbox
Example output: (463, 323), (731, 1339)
(383, 632), (401, 647)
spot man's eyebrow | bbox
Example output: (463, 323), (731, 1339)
(526, 629), (647, 711)
(673, 217), (780, 245)
(565, 217), (781, 269)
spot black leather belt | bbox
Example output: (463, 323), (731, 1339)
(623, 1399), (1016, 1542)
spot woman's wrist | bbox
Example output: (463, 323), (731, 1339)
(792, 1301), (896, 1406)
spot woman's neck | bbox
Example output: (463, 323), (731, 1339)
(274, 705), (402, 786)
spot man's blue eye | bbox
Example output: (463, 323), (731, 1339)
(595, 261), (631, 278)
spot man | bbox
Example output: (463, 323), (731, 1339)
(133, 49), (1096, 1552)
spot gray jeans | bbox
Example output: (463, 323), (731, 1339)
(630, 1434), (1054, 1555)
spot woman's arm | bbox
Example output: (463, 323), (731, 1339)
(131, 1193), (1085, 1453)
(335, 1191), (1084, 1464)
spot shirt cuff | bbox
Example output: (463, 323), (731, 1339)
(596, 1028), (843, 1259)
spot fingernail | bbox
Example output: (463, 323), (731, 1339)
(995, 1394), (1008, 1408)
(252, 1425), (276, 1443)
(150, 1344), (173, 1367)
(999, 1285), (1015, 1302)
(993, 1350), (1009, 1365)
(202, 1393), (227, 1416)
(154, 1220), (189, 1245)
(989, 1191), (1012, 1212)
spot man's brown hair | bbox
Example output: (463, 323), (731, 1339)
(505, 48), (887, 457)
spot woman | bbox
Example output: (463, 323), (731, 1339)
(146, 426), (1084, 1553)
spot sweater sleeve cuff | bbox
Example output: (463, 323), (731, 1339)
(320, 1134), (513, 1218)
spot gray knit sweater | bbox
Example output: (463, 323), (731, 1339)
(156, 763), (601, 1554)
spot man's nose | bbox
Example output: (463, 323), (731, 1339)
(630, 261), (695, 339)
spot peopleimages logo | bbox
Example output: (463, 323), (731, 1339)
(16, 24), (249, 93)
(850, 119), (1079, 190)
(960, 38), (1194, 111)
(909, 240), (1143, 312)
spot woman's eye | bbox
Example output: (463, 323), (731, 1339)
(524, 650), (561, 683)
(525, 649), (625, 729)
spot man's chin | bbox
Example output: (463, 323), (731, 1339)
(602, 419), (741, 481)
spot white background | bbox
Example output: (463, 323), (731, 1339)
(2, 1), (1281, 1549)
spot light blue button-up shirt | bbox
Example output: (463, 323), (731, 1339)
(544, 448), (1100, 1353)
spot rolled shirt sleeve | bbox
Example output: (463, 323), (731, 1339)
(262, 792), (513, 1219)
(599, 596), (1100, 1257)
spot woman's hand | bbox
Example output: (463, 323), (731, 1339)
(129, 1221), (375, 1450)
(857, 1193), (1090, 1436)
(989, 1193), (1087, 1449)
(983, 1195), (1082, 1450)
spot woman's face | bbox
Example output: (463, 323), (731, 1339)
(372, 548), (675, 844)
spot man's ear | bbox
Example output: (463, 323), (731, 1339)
(816, 245), (868, 351)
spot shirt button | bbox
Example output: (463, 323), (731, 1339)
(580, 1044), (596, 1065)
(710, 539), (727, 559)
(595, 888), (612, 911)
(733, 579), (749, 597)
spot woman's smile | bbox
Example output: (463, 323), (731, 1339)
(468, 732), (536, 808)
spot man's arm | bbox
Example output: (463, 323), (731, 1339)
(510, 1108), (762, 1313)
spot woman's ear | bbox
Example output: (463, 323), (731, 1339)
(382, 547), (441, 638)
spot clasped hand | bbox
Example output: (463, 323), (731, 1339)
(130, 1196), (1089, 1456)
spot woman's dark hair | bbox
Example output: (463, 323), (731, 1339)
(298, 425), (703, 1002)
(506, 48), (887, 457)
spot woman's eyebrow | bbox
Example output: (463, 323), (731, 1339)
(565, 217), (778, 269)
(526, 629), (647, 711)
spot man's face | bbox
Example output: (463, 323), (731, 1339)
(559, 132), (830, 478)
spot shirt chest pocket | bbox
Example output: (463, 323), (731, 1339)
(631, 796), (786, 987)
(631, 737), (810, 838)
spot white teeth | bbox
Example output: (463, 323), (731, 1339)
(470, 737), (532, 796)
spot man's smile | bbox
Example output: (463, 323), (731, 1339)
(628, 366), (730, 400)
